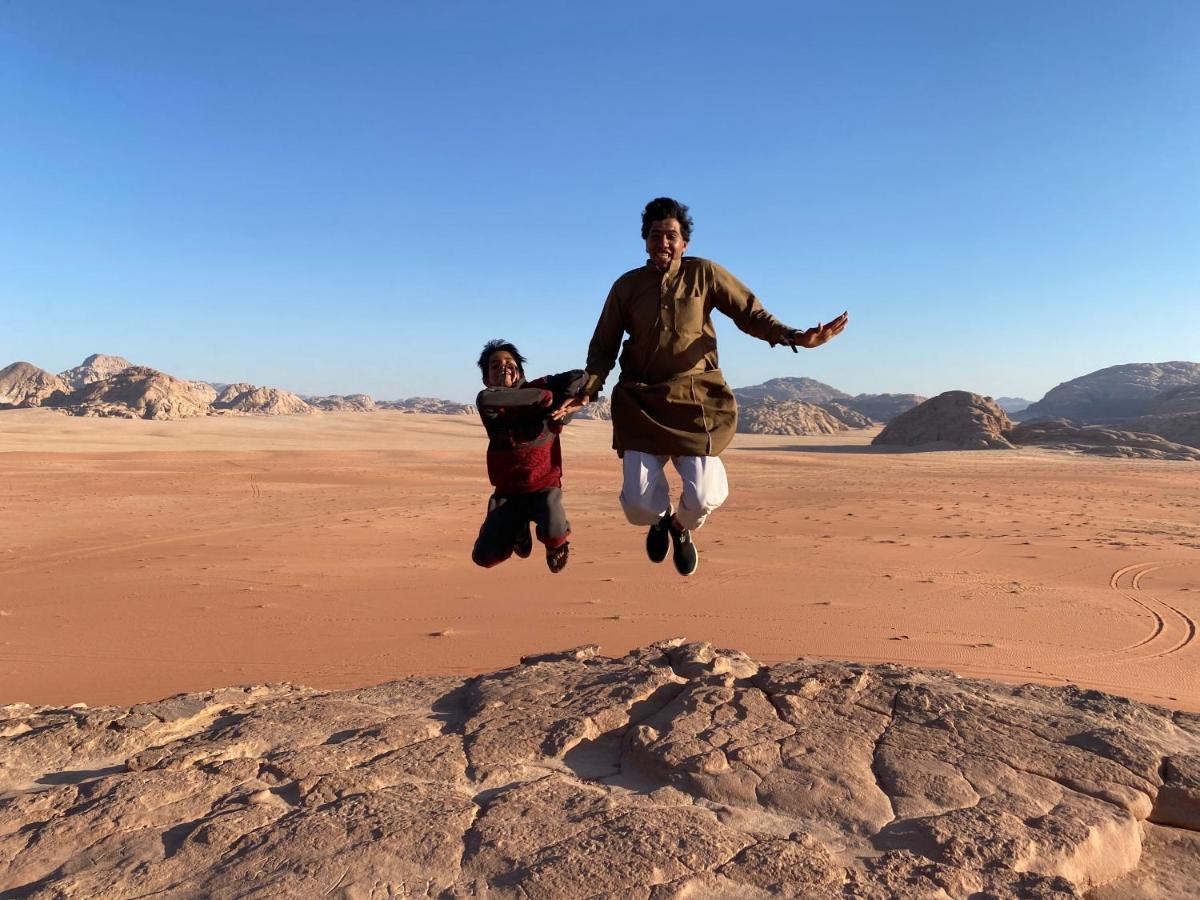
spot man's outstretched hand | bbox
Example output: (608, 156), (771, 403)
(789, 311), (849, 351)
(551, 394), (590, 421)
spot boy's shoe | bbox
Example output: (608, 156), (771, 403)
(514, 524), (533, 559)
(547, 541), (569, 574)
(646, 512), (672, 563)
(669, 521), (699, 577)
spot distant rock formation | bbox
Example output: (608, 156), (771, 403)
(212, 384), (314, 415)
(574, 395), (612, 420)
(1010, 418), (1200, 459)
(733, 376), (850, 404)
(377, 397), (475, 415)
(996, 396), (1032, 414)
(304, 394), (377, 412)
(1125, 412), (1200, 451)
(873, 391), (1014, 450)
(845, 392), (925, 423)
(57, 353), (134, 389)
(1017, 361), (1200, 423)
(738, 399), (851, 435)
(819, 400), (874, 428)
(0, 362), (69, 408)
(45, 367), (218, 420)
(1144, 383), (1200, 416)
(3, 640), (1198, 898)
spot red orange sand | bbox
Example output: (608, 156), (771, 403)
(2, 409), (1198, 711)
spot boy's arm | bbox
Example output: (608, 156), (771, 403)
(476, 385), (554, 422)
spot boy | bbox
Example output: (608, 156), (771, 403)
(472, 339), (586, 573)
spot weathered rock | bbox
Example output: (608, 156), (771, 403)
(0, 362), (68, 408)
(734, 376), (850, 405)
(1017, 361), (1200, 423)
(737, 399), (853, 435)
(1008, 419), (1200, 461)
(303, 393), (377, 412)
(1125, 411), (1200, 450)
(819, 400), (875, 428)
(574, 395), (612, 420)
(57, 354), (134, 390)
(44, 367), (218, 420)
(376, 397), (476, 415)
(1145, 382), (1200, 416)
(845, 392), (926, 423)
(212, 384), (314, 415)
(3, 643), (1199, 898)
(873, 391), (1014, 449)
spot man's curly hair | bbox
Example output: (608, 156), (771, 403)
(641, 197), (693, 241)
(477, 339), (527, 380)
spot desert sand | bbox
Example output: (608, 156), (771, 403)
(1, 408), (1198, 711)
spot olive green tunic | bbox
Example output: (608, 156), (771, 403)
(583, 256), (796, 457)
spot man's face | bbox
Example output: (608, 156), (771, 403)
(645, 217), (688, 271)
(485, 350), (521, 388)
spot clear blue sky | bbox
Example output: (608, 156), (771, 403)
(3, 1), (1197, 403)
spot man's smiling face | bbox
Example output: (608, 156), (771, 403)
(645, 217), (688, 272)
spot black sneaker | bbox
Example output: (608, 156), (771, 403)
(669, 521), (699, 577)
(514, 523), (533, 559)
(547, 541), (569, 574)
(646, 512), (671, 563)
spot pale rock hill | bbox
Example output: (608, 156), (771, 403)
(304, 394), (377, 412)
(873, 391), (1014, 449)
(1114, 414), (1200, 453)
(996, 396), (1032, 413)
(3, 640), (1199, 898)
(733, 376), (850, 405)
(376, 397), (475, 415)
(58, 353), (134, 389)
(845, 392), (925, 423)
(574, 395), (612, 420)
(0, 362), (69, 408)
(1008, 419), (1200, 460)
(1017, 361), (1200, 423)
(738, 399), (851, 435)
(212, 384), (314, 415)
(45, 367), (217, 420)
(819, 400), (874, 428)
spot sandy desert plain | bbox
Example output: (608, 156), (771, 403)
(1, 407), (1198, 713)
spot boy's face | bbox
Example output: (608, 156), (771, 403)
(484, 350), (521, 388)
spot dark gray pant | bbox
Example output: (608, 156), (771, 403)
(472, 487), (570, 568)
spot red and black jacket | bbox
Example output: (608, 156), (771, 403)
(476, 370), (586, 495)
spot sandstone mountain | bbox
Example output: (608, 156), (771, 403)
(0, 362), (69, 408)
(1121, 413), (1200, 452)
(738, 399), (852, 436)
(1145, 382), (1200, 415)
(819, 400), (874, 428)
(1008, 419), (1200, 461)
(574, 395), (612, 420)
(45, 367), (218, 420)
(376, 397), (476, 415)
(3, 640), (1198, 898)
(212, 384), (314, 416)
(1017, 361), (1200, 423)
(734, 376), (850, 404)
(304, 394), (377, 412)
(996, 396), (1032, 413)
(844, 392), (925, 423)
(874, 391), (1014, 450)
(57, 353), (134, 390)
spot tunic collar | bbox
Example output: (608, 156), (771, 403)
(645, 256), (683, 279)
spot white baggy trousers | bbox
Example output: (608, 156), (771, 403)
(620, 451), (729, 531)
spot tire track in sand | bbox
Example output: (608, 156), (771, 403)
(1103, 561), (1197, 660)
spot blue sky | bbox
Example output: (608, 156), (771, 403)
(3, 1), (1197, 403)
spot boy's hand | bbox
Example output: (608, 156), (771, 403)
(551, 394), (590, 421)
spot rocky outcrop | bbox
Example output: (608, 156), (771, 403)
(1125, 412), (1200, 450)
(996, 396), (1032, 414)
(3, 641), (1199, 898)
(44, 367), (218, 420)
(304, 394), (377, 412)
(1010, 419), (1200, 460)
(1145, 383), (1200, 416)
(376, 397), (475, 415)
(738, 399), (851, 435)
(820, 400), (875, 428)
(212, 384), (314, 416)
(1017, 361), (1200, 423)
(57, 354), (134, 390)
(0, 362), (69, 408)
(574, 395), (612, 420)
(873, 391), (1014, 449)
(734, 376), (850, 405)
(845, 393), (926, 423)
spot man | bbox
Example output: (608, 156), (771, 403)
(561, 197), (848, 576)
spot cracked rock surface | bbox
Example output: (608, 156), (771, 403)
(3, 640), (1199, 898)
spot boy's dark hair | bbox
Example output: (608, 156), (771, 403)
(477, 339), (527, 379)
(641, 197), (693, 241)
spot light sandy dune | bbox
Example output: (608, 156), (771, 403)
(2, 408), (1197, 710)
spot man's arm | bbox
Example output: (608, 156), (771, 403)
(581, 282), (625, 400)
(707, 261), (848, 351)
